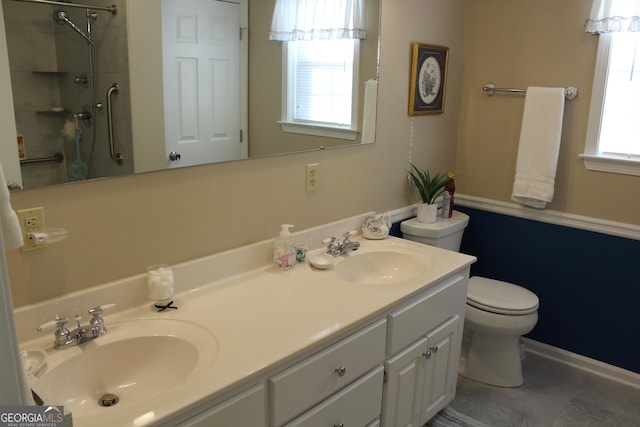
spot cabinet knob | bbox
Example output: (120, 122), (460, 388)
(430, 345), (439, 353)
(333, 424), (344, 427)
(334, 366), (346, 377)
(423, 351), (432, 359)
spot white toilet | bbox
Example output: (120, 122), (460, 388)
(401, 211), (539, 387)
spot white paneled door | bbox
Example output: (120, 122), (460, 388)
(162, 0), (246, 167)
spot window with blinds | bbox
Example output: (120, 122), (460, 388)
(279, 39), (359, 140)
(599, 32), (640, 158)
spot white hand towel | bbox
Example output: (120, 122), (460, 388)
(0, 162), (24, 249)
(511, 87), (565, 209)
(361, 79), (378, 144)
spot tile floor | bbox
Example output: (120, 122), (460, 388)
(449, 352), (640, 427)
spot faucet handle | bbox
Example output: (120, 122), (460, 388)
(88, 303), (117, 327)
(87, 304), (116, 336)
(87, 303), (117, 317)
(322, 237), (337, 245)
(37, 317), (69, 332)
(38, 317), (74, 348)
(342, 230), (358, 240)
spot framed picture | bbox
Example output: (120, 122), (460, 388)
(408, 43), (449, 116)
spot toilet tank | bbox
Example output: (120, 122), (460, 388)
(400, 211), (469, 252)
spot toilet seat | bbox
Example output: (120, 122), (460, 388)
(467, 277), (539, 315)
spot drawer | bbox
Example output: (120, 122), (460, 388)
(270, 319), (387, 426)
(284, 366), (384, 427)
(387, 274), (467, 355)
(178, 383), (265, 427)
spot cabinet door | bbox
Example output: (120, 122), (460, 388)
(420, 316), (461, 424)
(381, 337), (428, 427)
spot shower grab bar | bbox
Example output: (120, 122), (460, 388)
(13, 0), (117, 14)
(483, 83), (578, 100)
(106, 83), (124, 165)
(20, 152), (64, 165)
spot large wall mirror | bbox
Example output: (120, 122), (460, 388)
(1, 0), (380, 190)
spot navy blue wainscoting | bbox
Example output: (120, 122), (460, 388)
(454, 206), (640, 374)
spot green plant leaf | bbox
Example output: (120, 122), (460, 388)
(408, 163), (452, 204)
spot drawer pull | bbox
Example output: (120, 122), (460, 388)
(334, 366), (346, 377)
(423, 351), (432, 359)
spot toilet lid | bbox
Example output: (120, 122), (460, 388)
(467, 277), (539, 315)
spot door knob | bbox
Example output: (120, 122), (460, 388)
(169, 151), (181, 161)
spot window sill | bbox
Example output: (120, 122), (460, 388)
(579, 154), (640, 177)
(278, 121), (358, 141)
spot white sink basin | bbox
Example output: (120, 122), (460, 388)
(334, 246), (432, 285)
(34, 318), (218, 419)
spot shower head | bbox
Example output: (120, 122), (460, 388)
(53, 9), (94, 46)
(53, 9), (69, 25)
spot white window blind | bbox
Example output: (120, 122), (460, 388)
(290, 39), (355, 126)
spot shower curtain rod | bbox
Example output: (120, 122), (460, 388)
(13, 0), (117, 15)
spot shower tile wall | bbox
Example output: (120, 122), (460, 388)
(3, 0), (67, 187)
(2, 0), (133, 189)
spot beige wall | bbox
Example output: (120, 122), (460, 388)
(4, 0), (466, 307)
(457, 0), (640, 224)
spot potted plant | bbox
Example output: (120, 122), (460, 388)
(408, 163), (453, 223)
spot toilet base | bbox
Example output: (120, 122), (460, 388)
(461, 332), (524, 387)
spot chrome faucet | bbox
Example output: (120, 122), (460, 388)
(324, 231), (361, 256)
(37, 304), (117, 350)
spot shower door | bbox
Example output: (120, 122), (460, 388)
(162, 0), (245, 168)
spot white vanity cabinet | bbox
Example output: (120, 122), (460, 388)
(171, 272), (468, 427)
(267, 273), (468, 427)
(381, 274), (467, 427)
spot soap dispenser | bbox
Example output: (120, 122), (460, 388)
(274, 224), (296, 270)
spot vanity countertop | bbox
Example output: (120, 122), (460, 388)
(16, 214), (476, 427)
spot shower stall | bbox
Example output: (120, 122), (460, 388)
(2, 0), (132, 188)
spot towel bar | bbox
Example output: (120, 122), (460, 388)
(483, 83), (578, 100)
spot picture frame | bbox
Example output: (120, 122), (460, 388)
(408, 43), (449, 116)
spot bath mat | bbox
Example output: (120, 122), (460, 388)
(425, 406), (492, 427)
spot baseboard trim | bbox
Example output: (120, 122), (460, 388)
(522, 338), (640, 390)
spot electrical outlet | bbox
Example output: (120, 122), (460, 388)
(306, 163), (319, 192)
(16, 207), (46, 251)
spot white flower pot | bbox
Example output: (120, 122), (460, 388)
(417, 203), (438, 223)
